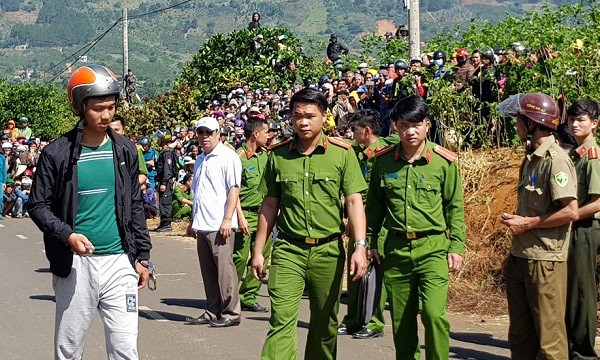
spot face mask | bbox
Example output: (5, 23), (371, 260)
(434, 59), (444, 67)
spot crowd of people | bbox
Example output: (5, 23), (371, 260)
(2, 17), (600, 359)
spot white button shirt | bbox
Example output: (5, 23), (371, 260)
(191, 142), (242, 232)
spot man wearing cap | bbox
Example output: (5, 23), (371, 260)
(3, 178), (16, 217)
(327, 34), (349, 63)
(357, 86), (379, 112)
(233, 116), (271, 313)
(186, 116), (243, 328)
(17, 117), (32, 140)
(498, 93), (577, 359)
(251, 88), (368, 359)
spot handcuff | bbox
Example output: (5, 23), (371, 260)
(137, 260), (157, 291)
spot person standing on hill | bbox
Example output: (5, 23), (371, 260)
(248, 12), (261, 29)
(27, 64), (152, 360)
(565, 99), (600, 360)
(498, 93), (578, 360)
(327, 34), (349, 63)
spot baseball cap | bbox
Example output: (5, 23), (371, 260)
(356, 86), (367, 94)
(248, 106), (261, 115)
(194, 117), (219, 131)
(21, 177), (33, 186)
(183, 156), (195, 165)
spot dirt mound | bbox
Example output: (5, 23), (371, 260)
(449, 147), (522, 315)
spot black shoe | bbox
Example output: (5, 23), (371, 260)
(185, 316), (211, 325)
(352, 328), (383, 339)
(154, 226), (172, 232)
(337, 324), (357, 336)
(210, 318), (240, 328)
(241, 303), (269, 313)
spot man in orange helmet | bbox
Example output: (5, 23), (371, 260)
(28, 64), (152, 360)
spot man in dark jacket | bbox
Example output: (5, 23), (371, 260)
(28, 64), (152, 360)
(327, 34), (349, 63)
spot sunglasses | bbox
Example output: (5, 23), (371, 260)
(196, 129), (216, 136)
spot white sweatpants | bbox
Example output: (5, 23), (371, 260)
(53, 253), (139, 360)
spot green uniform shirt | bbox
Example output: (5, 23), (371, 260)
(352, 137), (387, 203)
(237, 143), (268, 209)
(572, 138), (600, 219)
(366, 141), (466, 254)
(137, 148), (148, 175)
(262, 133), (367, 239)
(512, 135), (577, 262)
(173, 183), (193, 203)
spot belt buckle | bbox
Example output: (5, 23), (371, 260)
(406, 232), (417, 240)
(305, 237), (317, 245)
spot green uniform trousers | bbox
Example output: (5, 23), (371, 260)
(383, 232), (450, 360)
(261, 237), (345, 360)
(566, 220), (600, 360)
(505, 255), (568, 360)
(341, 228), (387, 333)
(171, 201), (191, 220)
(233, 210), (272, 307)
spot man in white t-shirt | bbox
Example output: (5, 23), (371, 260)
(186, 116), (243, 327)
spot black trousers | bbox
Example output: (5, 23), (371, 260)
(158, 181), (174, 227)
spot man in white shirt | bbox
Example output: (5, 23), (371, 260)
(186, 116), (243, 327)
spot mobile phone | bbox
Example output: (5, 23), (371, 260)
(365, 80), (374, 86)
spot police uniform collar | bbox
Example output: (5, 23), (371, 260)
(289, 132), (327, 153)
(362, 137), (383, 159)
(575, 138), (597, 158)
(531, 135), (556, 158)
(394, 140), (432, 163)
(239, 142), (260, 159)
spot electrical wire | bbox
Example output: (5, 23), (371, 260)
(44, 0), (194, 83)
(45, 18), (122, 84)
(128, 0), (194, 19)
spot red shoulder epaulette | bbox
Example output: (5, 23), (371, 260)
(433, 145), (458, 162)
(375, 145), (394, 157)
(589, 146), (598, 159)
(328, 136), (352, 150)
(267, 138), (292, 151)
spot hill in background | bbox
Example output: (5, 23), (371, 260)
(0, 0), (580, 96)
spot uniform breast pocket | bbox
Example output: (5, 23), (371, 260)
(523, 184), (548, 212)
(243, 169), (260, 188)
(276, 173), (300, 201)
(313, 172), (339, 204)
(416, 181), (440, 207)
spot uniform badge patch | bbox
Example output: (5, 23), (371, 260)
(167, 158), (172, 165)
(126, 294), (137, 312)
(554, 171), (568, 188)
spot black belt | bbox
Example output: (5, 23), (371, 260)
(280, 233), (341, 245)
(392, 230), (443, 240)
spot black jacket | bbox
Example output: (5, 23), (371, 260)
(27, 127), (152, 278)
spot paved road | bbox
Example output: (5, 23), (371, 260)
(0, 218), (510, 359)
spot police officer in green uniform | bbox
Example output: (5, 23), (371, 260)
(498, 93), (578, 359)
(338, 109), (389, 339)
(565, 99), (600, 360)
(366, 95), (466, 359)
(233, 116), (271, 313)
(251, 88), (368, 360)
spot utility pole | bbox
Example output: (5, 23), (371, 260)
(408, 0), (420, 58)
(123, 6), (129, 77)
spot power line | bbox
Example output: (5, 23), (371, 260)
(45, 18), (122, 84)
(128, 0), (194, 19)
(44, 0), (194, 83)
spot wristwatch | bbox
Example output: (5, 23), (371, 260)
(354, 239), (369, 250)
(137, 259), (154, 269)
